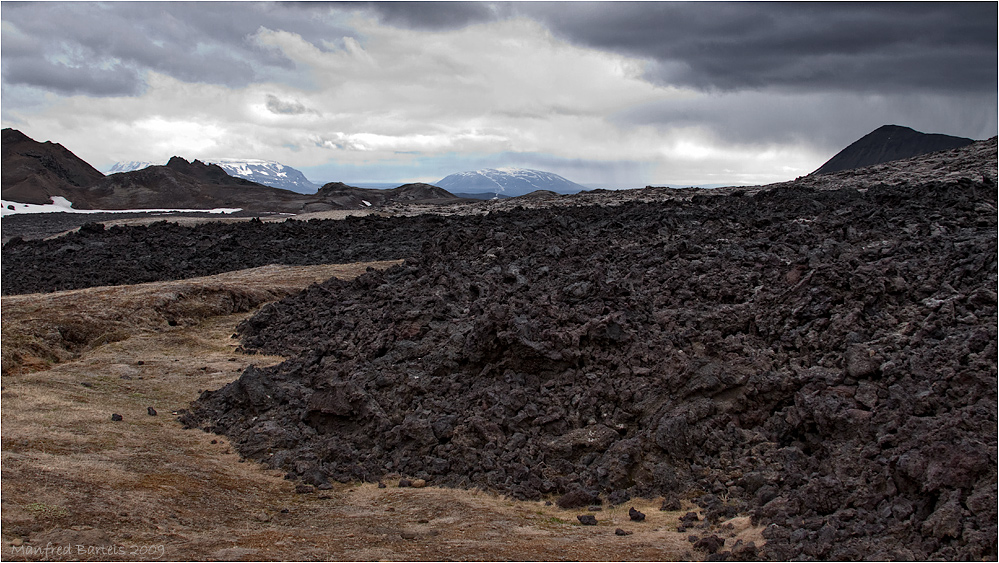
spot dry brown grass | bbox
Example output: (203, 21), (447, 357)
(1, 262), (401, 375)
(1, 262), (761, 560)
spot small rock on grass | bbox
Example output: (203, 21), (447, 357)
(577, 514), (598, 526)
(629, 507), (646, 521)
(147, 407), (157, 416)
(398, 478), (412, 488)
(295, 484), (315, 494)
(615, 528), (633, 536)
(111, 413), (123, 421)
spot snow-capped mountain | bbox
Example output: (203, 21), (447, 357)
(108, 161), (156, 173)
(207, 159), (319, 193)
(436, 168), (587, 197)
(107, 158), (319, 193)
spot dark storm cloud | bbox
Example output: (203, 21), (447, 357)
(518, 2), (998, 94)
(7, 2), (993, 99)
(348, 1), (505, 30)
(0, 1), (351, 97)
(2, 58), (144, 97)
(612, 89), (998, 151)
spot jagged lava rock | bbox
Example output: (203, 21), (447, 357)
(182, 178), (995, 561)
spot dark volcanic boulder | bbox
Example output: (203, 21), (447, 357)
(183, 178), (997, 561)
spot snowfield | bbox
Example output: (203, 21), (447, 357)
(1, 196), (241, 217)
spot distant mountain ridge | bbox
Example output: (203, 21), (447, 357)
(2, 129), (463, 213)
(109, 158), (319, 193)
(209, 159), (319, 193)
(813, 125), (976, 175)
(437, 168), (586, 197)
(75, 157), (315, 212)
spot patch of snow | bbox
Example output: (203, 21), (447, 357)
(1, 197), (241, 217)
(2, 196), (78, 216)
(361, 200), (372, 207)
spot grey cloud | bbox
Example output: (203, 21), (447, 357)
(265, 94), (316, 115)
(0, 1), (352, 96)
(518, 2), (998, 95)
(612, 89), (997, 158)
(10, 1), (992, 101)
(342, 1), (505, 30)
(2, 58), (144, 97)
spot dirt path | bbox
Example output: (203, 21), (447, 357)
(2, 263), (759, 561)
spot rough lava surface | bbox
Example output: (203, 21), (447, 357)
(178, 179), (996, 561)
(3, 139), (997, 561)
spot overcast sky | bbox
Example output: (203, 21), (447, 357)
(2, 1), (996, 188)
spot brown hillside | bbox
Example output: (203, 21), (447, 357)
(1, 128), (105, 205)
(83, 157), (315, 212)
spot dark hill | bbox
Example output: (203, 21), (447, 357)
(163, 156), (258, 185)
(2, 129), (467, 213)
(82, 157), (311, 212)
(1, 128), (106, 205)
(813, 125), (975, 175)
(307, 182), (462, 212)
(391, 183), (459, 202)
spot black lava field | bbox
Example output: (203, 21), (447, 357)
(5, 179), (997, 560)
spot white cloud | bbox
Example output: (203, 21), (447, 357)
(8, 15), (693, 182)
(249, 16), (680, 159)
(5, 11), (991, 188)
